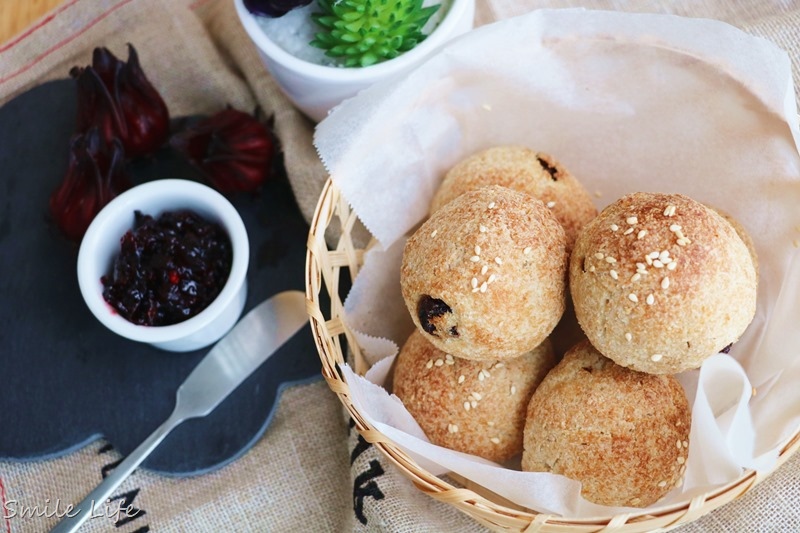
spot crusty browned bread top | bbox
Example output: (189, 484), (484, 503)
(393, 329), (556, 462)
(401, 185), (567, 361)
(430, 146), (597, 253)
(522, 340), (691, 507)
(569, 192), (757, 374)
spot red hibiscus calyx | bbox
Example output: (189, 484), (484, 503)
(170, 108), (275, 193)
(71, 44), (170, 158)
(49, 128), (131, 242)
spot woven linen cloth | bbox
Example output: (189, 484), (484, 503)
(0, 0), (799, 531)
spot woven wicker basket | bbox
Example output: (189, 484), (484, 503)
(305, 177), (800, 532)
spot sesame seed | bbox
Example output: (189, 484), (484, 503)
(664, 205), (676, 216)
(488, 421), (495, 427)
(475, 245), (481, 255)
(546, 201), (556, 208)
(637, 230), (648, 239)
(660, 250), (671, 259)
(677, 238), (691, 246)
(435, 359), (444, 367)
(445, 355), (455, 365)
(623, 227), (634, 235)
(677, 456), (685, 465)
(625, 332), (633, 342)
(488, 274), (497, 284)
(589, 265), (596, 272)
(651, 353), (663, 362)
(471, 277), (478, 288)
(458, 375), (465, 384)
(667, 261), (677, 271)
(610, 270), (618, 280)
(679, 464), (687, 475)
(479, 225), (487, 233)
(470, 256), (480, 262)
(669, 224), (682, 232)
(483, 369), (491, 378)
(631, 273), (641, 282)
(510, 385), (517, 395)
(662, 277), (670, 289)
(636, 262), (646, 270)
(426, 360), (433, 369)
(472, 288), (480, 293)
(494, 362), (504, 368)
(450, 424), (459, 433)
(683, 440), (689, 448)
(494, 257), (503, 265)
(630, 498), (641, 506)
(595, 252), (605, 260)
(605, 256), (617, 264)
(627, 216), (638, 225)
(472, 392), (483, 401)
(658, 480), (667, 487)
(610, 224), (619, 232)
(481, 265), (489, 275)
(653, 260), (664, 268)
(645, 256), (653, 266)
(463, 402), (471, 411)
(523, 246), (532, 255)
(446, 353), (454, 361)
(480, 282), (488, 293)
(646, 294), (655, 305)
(490, 437), (501, 444)
(478, 371), (485, 382)
(470, 400), (478, 408)
(676, 439), (682, 449)
(431, 229), (438, 238)
(488, 202), (496, 209)
(628, 293), (639, 303)
(648, 251), (660, 259)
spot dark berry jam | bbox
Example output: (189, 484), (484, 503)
(101, 210), (233, 327)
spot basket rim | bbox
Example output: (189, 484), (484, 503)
(304, 176), (800, 531)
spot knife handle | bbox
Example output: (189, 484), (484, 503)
(49, 410), (185, 533)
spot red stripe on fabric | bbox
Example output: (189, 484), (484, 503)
(0, 476), (11, 533)
(0, 0), (82, 52)
(0, 0), (137, 86)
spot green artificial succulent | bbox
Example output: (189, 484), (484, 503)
(310, 0), (441, 68)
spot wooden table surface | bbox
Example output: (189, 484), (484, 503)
(0, 0), (65, 45)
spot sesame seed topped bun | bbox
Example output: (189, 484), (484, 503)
(401, 185), (568, 361)
(429, 146), (598, 254)
(522, 340), (691, 507)
(569, 192), (757, 374)
(393, 330), (556, 462)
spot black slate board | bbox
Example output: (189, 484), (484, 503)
(0, 79), (323, 475)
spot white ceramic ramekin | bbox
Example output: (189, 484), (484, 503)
(77, 180), (249, 352)
(234, 0), (476, 122)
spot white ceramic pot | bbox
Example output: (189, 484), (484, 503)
(234, 0), (476, 122)
(77, 180), (249, 352)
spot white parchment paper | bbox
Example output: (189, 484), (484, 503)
(314, 9), (800, 517)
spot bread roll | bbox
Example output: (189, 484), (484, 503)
(430, 146), (597, 253)
(522, 340), (691, 507)
(394, 329), (556, 462)
(401, 185), (567, 361)
(569, 192), (757, 374)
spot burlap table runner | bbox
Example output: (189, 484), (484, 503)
(1, 0), (798, 531)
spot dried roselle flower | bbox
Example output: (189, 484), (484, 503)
(71, 44), (169, 158)
(49, 128), (131, 242)
(244, 0), (312, 17)
(170, 108), (274, 194)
